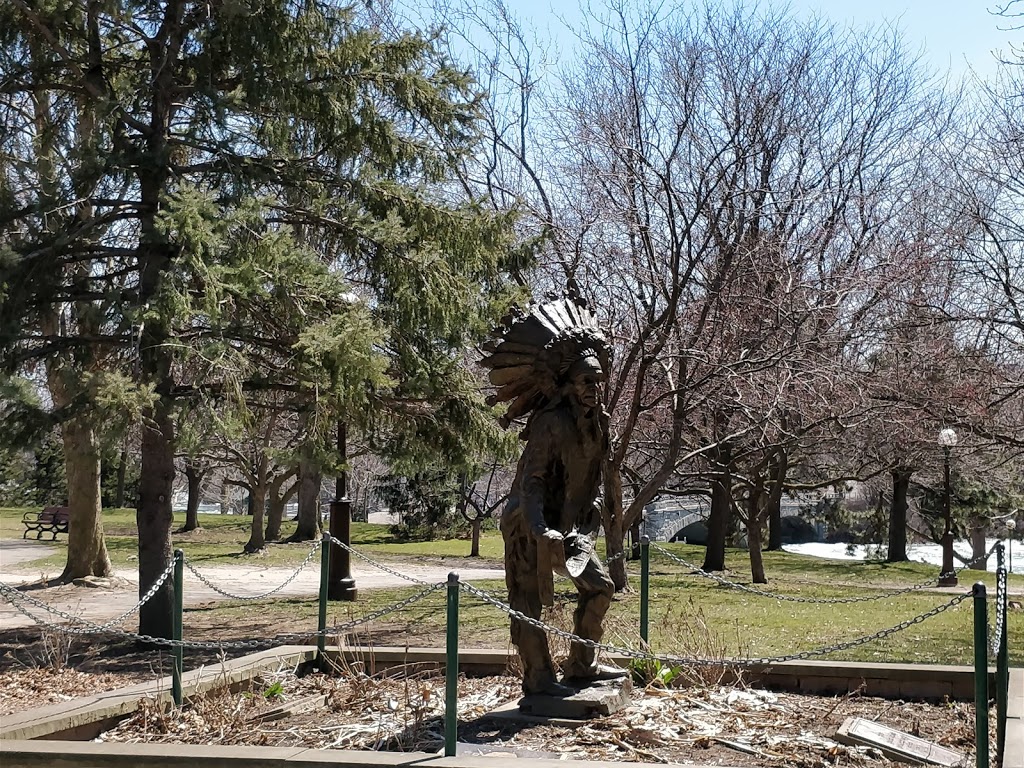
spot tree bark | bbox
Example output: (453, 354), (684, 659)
(265, 494), (285, 542)
(265, 472), (298, 542)
(245, 481), (268, 552)
(765, 449), (788, 551)
(886, 468), (913, 562)
(182, 460), (204, 532)
(470, 516), (482, 557)
(703, 448), (733, 572)
(137, 398), (176, 640)
(135, 0), (184, 641)
(114, 446), (128, 508)
(745, 499), (767, 584)
(31, 13), (111, 584)
(968, 518), (988, 571)
(58, 418), (112, 581)
(291, 453), (322, 541)
(603, 460), (628, 591)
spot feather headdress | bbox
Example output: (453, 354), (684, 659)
(480, 295), (610, 428)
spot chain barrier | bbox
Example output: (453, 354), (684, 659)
(991, 565), (1007, 657)
(0, 558), (176, 634)
(184, 539), (322, 601)
(1, 536), (976, 667)
(328, 535), (624, 591)
(605, 549), (628, 565)
(327, 535), (435, 586)
(650, 542), (988, 604)
(2, 576), (445, 650)
(460, 580), (971, 667)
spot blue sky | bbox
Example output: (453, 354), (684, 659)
(496, 0), (1015, 82)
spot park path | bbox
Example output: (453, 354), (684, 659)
(0, 539), (505, 632)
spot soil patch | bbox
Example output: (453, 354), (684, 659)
(96, 668), (987, 767)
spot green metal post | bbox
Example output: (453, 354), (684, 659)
(317, 534), (331, 669)
(996, 544), (1008, 764)
(640, 536), (650, 645)
(445, 572), (460, 758)
(972, 582), (989, 768)
(172, 549), (184, 707)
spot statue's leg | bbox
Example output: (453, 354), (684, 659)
(504, 519), (558, 694)
(562, 553), (619, 679)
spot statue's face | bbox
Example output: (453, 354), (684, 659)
(572, 370), (602, 409)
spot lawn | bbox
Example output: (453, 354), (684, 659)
(2, 506), (503, 568)
(3, 507), (1021, 667)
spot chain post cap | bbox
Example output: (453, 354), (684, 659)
(640, 535), (650, 545)
(173, 548), (184, 559)
(972, 581), (987, 597)
(447, 571), (460, 585)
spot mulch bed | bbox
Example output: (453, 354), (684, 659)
(0, 626), (989, 767)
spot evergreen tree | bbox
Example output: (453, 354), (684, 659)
(2, 1), (525, 638)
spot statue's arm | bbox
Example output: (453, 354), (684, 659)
(577, 494), (603, 536)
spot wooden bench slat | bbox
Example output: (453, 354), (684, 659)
(22, 506), (70, 541)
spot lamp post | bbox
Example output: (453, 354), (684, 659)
(328, 420), (357, 601)
(937, 428), (958, 587)
(1007, 518), (1017, 576)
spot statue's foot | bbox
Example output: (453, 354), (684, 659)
(523, 678), (577, 698)
(561, 662), (629, 685)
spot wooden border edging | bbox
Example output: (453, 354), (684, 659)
(0, 646), (1018, 768)
(0, 645), (317, 742)
(340, 646), (991, 700)
(1005, 668), (1024, 768)
(0, 740), (738, 768)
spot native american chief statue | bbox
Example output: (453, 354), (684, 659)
(481, 295), (627, 697)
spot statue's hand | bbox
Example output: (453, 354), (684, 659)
(540, 528), (564, 543)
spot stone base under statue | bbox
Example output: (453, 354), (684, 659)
(516, 676), (633, 720)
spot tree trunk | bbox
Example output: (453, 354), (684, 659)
(629, 519), (642, 560)
(265, 473), (297, 542)
(766, 497), (782, 551)
(603, 460), (628, 591)
(765, 449), (789, 551)
(58, 418), (112, 581)
(703, 455), (732, 572)
(292, 453), (321, 541)
(886, 468), (912, 562)
(968, 518), (988, 571)
(470, 516), (482, 557)
(114, 446), (128, 508)
(182, 460), (204, 532)
(245, 482), (268, 552)
(137, 399), (176, 640)
(746, 498), (767, 584)
(265, 494), (285, 542)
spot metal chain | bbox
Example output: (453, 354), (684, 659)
(605, 549), (628, 564)
(184, 539), (322, 601)
(651, 542), (977, 604)
(2, 577), (445, 650)
(0, 558), (176, 634)
(327, 535), (437, 586)
(991, 564), (1007, 657)
(729, 593), (971, 665)
(460, 580), (971, 667)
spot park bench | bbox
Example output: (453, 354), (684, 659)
(21, 506), (70, 540)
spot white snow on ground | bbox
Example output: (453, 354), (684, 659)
(784, 538), (1022, 574)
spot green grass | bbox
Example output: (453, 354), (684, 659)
(177, 542), (1024, 668)
(2, 507), (502, 568)
(4, 507), (1021, 667)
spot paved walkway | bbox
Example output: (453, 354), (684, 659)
(0, 540), (505, 632)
